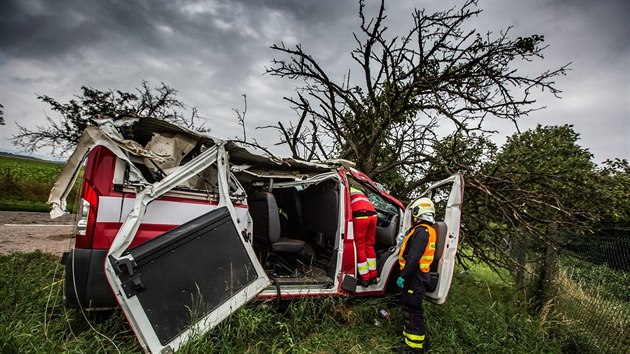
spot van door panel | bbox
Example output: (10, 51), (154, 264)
(112, 207), (259, 345)
(104, 143), (269, 353)
(402, 173), (464, 304)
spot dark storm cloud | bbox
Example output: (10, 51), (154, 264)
(230, 0), (356, 22)
(0, 0), (358, 61)
(543, 0), (630, 54)
(0, 0), (103, 60)
(0, 0), (362, 147)
(0, 0), (210, 64)
(0, 0), (627, 161)
(0, 0), (199, 60)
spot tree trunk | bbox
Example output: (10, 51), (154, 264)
(511, 234), (527, 291)
(534, 223), (558, 311)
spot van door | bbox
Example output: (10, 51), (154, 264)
(402, 173), (464, 305)
(104, 143), (269, 353)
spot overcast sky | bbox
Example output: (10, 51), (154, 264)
(1, 0), (628, 163)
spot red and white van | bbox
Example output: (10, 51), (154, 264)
(50, 117), (463, 353)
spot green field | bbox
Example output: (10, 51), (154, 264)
(0, 252), (564, 353)
(1, 154), (624, 353)
(0, 155), (80, 212)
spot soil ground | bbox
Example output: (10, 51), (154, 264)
(0, 211), (76, 256)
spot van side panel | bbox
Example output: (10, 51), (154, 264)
(66, 146), (251, 309)
(85, 146), (117, 200)
(92, 199), (248, 249)
(93, 223), (179, 249)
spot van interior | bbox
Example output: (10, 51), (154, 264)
(234, 172), (402, 290)
(114, 121), (404, 290)
(241, 176), (340, 288)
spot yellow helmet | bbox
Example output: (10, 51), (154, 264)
(410, 197), (435, 222)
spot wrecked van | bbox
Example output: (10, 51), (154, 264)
(49, 116), (463, 353)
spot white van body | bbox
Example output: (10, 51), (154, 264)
(50, 117), (464, 353)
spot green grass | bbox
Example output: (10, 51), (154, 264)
(0, 252), (564, 353)
(425, 265), (561, 354)
(0, 252), (138, 353)
(549, 258), (630, 353)
(558, 256), (629, 302)
(0, 155), (81, 212)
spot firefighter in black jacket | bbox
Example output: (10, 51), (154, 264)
(394, 197), (436, 353)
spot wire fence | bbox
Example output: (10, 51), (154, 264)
(551, 231), (630, 353)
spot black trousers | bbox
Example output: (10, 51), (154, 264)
(400, 285), (426, 350)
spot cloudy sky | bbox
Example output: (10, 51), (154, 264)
(1, 0), (628, 163)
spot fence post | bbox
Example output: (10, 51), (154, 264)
(511, 233), (527, 291)
(540, 222), (558, 306)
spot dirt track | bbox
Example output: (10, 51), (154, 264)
(0, 211), (76, 256)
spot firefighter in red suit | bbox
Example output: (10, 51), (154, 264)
(350, 186), (378, 286)
(394, 197), (436, 353)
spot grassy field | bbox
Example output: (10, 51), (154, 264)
(0, 155), (80, 212)
(1, 154), (623, 353)
(0, 252), (563, 353)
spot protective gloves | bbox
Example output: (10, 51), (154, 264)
(397, 276), (405, 288)
(395, 232), (405, 246)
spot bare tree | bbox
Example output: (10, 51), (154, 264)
(11, 81), (207, 156)
(258, 94), (326, 161)
(233, 94), (248, 142)
(266, 0), (569, 196)
(231, 93), (287, 159)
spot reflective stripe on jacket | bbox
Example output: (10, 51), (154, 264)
(350, 187), (375, 214)
(399, 223), (436, 273)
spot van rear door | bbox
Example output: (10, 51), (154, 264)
(104, 143), (269, 353)
(402, 173), (464, 305)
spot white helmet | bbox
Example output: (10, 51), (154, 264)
(410, 197), (435, 224)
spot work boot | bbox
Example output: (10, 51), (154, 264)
(370, 277), (378, 285)
(360, 278), (370, 287)
(391, 345), (424, 353)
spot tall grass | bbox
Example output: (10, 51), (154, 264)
(0, 155), (81, 212)
(0, 252), (138, 353)
(425, 264), (562, 354)
(0, 251), (563, 353)
(550, 264), (630, 353)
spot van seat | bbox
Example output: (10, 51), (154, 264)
(375, 214), (398, 246)
(301, 181), (339, 241)
(431, 221), (448, 271)
(247, 192), (305, 253)
(273, 187), (304, 238)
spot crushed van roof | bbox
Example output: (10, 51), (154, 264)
(117, 116), (344, 173)
(48, 116), (354, 218)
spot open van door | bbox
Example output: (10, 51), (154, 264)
(104, 143), (269, 353)
(402, 173), (464, 305)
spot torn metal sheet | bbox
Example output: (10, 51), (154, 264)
(48, 118), (216, 219)
(48, 126), (150, 219)
(142, 132), (197, 175)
